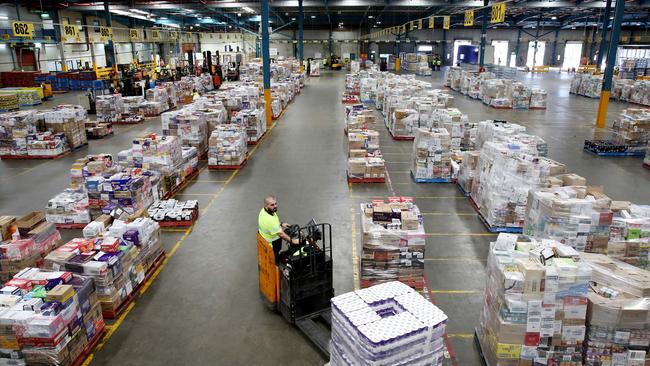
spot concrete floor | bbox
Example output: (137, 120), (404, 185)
(0, 69), (648, 366)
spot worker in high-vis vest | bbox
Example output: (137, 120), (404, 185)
(258, 195), (298, 262)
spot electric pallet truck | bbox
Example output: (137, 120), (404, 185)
(257, 220), (333, 358)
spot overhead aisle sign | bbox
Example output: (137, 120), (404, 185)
(62, 22), (81, 43)
(99, 27), (112, 42)
(12, 21), (34, 38)
(443, 16), (450, 30)
(129, 29), (141, 41)
(490, 2), (506, 23)
(464, 10), (474, 26)
(429, 16), (434, 29)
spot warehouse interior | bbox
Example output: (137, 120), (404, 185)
(0, 1), (649, 366)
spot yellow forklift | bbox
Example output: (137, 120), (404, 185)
(257, 220), (333, 357)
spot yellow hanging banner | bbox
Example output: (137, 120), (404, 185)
(429, 16), (434, 29)
(410, 21), (414, 31)
(129, 29), (141, 41)
(11, 21), (34, 37)
(169, 31), (178, 40)
(150, 29), (161, 41)
(490, 2), (506, 23)
(418, 19), (423, 29)
(464, 10), (474, 26)
(443, 16), (450, 30)
(99, 27), (112, 42)
(401, 24), (406, 33)
(62, 22), (80, 43)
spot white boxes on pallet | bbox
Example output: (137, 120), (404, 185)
(208, 124), (248, 167)
(330, 281), (447, 366)
(411, 128), (452, 181)
(96, 94), (123, 123)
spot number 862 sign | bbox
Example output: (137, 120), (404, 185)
(12, 22), (35, 37)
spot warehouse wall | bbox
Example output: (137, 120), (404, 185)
(270, 30), (362, 59)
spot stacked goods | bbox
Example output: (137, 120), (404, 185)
(0, 89), (41, 106)
(628, 80), (650, 106)
(524, 185), (614, 254)
(347, 157), (385, 180)
(174, 79), (193, 104)
(159, 82), (178, 109)
(432, 108), (475, 150)
(571, 74), (603, 98)
(390, 109), (419, 138)
(232, 109), (266, 144)
(445, 67), (463, 90)
(512, 83), (532, 109)
(612, 79), (635, 100)
(130, 134), (183, 175)
(413, 100), (434, 128)
(480, 78), (513, 108)
(416, 62), (432, 76)
(329, 282), (448, 366)
(140, 87), (169, 117)
(69, 154), (116, 188)
(121, 96), (145, 121)
(608, 204), (650, 269)
(580, 253), (650, 365)
(96, 95), (123, 123)
(345, 74), (360, 96)
(39, 105), (88, 149)
(348, 130), (380, 157)
(26, 132), (68, 157)
(0, 110), (40, 156)
(180, 146), (199, 180)
(0, 271), (104, 366)
(471, 140), (566, 230)
(45, 187), (91, 225)
(457, 150), (480, 194)
(86, 172), (155, 218)
(85, 119), (113, 138)
(208, 124), (248, 167)
(43, 218), (163, 317)
(0, 93), (19, 111)
(360, 77), (377, 102)
(476, 120), (527, 150)
(147, 199), (199, 225)
(345, 105), (376, 131)
(359, 198), (425, 289)
(0, 212), (62, 282)
(309, 60), (320, 77)
(530, 89), (547, 109)
(478, 234), (592, 366)
(161, 110), (209, 157)
(410, 128), (452, 182)
(612, 108), (650, 146)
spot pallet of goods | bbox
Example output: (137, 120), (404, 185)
(148, 199), (199, 227)
(359, 198), (425, 290)
(39, 105), (89, 151)
(347, 128), (384, 183)
(607, 203), (650, 270)
(162, 110), (209, 158)
(344, 104), (376, 133)
(410, 127), (452, 183)
(0, 110), (71, 159)
(645, 144), (650, 168)
(208, 124), (248, 170)
(330, 282), (447, 366)
(85, 120), (113, 139)
(477, 234), (592, 366)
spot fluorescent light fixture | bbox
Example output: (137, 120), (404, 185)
(238, 13), (242, 16)
(110, 9), (151, 21)
(229, 25), (233, 28)
(34, 43), (42, 48)
(610, 16), (613, 20)
(551, 16), (557, 20)
(376, 21), (381, 24)
(368, 15), (374, 19)
(243, 6), (255, 13)
(291, 17), (296, 20)
(190, 26), (193, 29)
(571, 26), (576, 29)
(165, 23), (180, 28)
(0, 16), (8, 20)
(40, 13), (49, 19)
(130, 9), (150, 16)
(160, 17), (168, 20)
(195, 23), (200, 26)
(311, 15), (316, 19)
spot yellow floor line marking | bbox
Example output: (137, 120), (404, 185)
(429, 290), (483, 294)
(173, 193), (216, 196)
(425, 233), (497, 236)
(161, 228), (193, 233)
(92, 301), (136, 352)
(0, 164), (43, 181)
(424, 257), (486, 262)
(447, 333), (475, 339)
(190, 179), (227, 183)
(350, 208), (360, 290)
(421, 212), (477, 216)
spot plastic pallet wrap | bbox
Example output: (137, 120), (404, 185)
(45, 186), (91, 225)
(608, 204), (650, 270)
(161, 110), (209, 156)
(96, 94), (123, 123)
(458, 150), (479, 194)
(39, 105), (88, 149)
(208, 124), (248, 167)
(411, 128), (452, 181)
(330, 282), (447, 366)
(359, 199), (425, 290)
(347, 157), (385, 179)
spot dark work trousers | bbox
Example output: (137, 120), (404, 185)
(272, 238), (283, 263)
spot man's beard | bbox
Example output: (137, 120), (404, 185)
(265, 207), (277, 214)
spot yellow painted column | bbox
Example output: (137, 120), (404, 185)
(264, 89), (273, 127)
(395, 58), (401, 74)
(596, 91), (610, 129)
(300, 62), (305, 73)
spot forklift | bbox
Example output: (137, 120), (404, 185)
(202, 50), (222, 89)
(257, 220), (333, 358)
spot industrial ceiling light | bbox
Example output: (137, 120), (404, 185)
(376, 21), (381, 24)
(243, 6), (255, 13)
(40, 13), (49, 19)
(311, 15), (316, 18)
(131, 9), (150, 16)
(195, 23), (200, 26)
(160, 17), (168, 20)
(368, 15), (374, 19)
(238, 13), (242, 17)
(571, 26), (576, 29)
(291, 17), (296, 20)
(0, 16), (8, 20)
(551, 16), (557, 20)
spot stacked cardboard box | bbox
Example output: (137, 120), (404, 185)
(0, 110), (38, 156)
(524, 186), (613, 253)
(330, 282), (447, 366)
(45, 187), (91, 225)
(481, 79), (513, 108)
(96, 95), (123, 123)
(530, 89), (547, 109)
(458, 150), (480, 194)
(608, 204), (650, 269)
(0, 270), (104, 366)
(347, 157), (385, 180)
(411, 128), (452, 181)
(208, 124), (248, 167)
(359, 198), (425, 290)
(121, 96), (145, 121)
(161, 110), (209, 157)
(471, 140), (566, 229)
(512, 83), (532, 109)
(0, 213), (62, 282)
(432, 108), (475, 150)
(348, 130), (380, 157)
(345, 105), (376, 131)
(26, 132), (68, 157)
(43, 217), (163, 316)
(612, 108), (650, 146)
(478, 234), (592, 366)
(232, 109), (266, 144)
(84, 120), (113, 138)
(476, 120), (527, 150)
(390, 109), (419, 138)
(0, 93), (19, 111)
(39, 105), (88, 149)
(580, 253), (650, 366)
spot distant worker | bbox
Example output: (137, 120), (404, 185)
(192, 89), (200, 101)
(306, 60), (311, 77)
(258, 195), (298, 261)
(434, 55), (442, 71)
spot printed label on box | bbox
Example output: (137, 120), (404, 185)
(520, 345), (539, 360)
(495, 343), (521, 359)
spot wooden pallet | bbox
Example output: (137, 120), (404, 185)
(248, 132), (267, 146)
(208, 156), (248, 170)
(156, 210), (199, 227)
(584, 148), (646, 157)
(102, 251), (166, 319)
(70, 325), (107, 366)
(388, 130), (415, 141)
(469, 196), (523, 233)
(347, 171), (385, 184)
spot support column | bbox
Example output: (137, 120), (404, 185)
(442, 30), (447, 66)
(596, 0), (624, 129)
(596, 0), (612, 69)
(328, 29), (333, 60)
(395, 34), (401, 74)
(55, 11), (68, 71)
(298, 0), (304, 71)
(531, 12), (542, 68)
(82, 15), (97, 70)
(551, 29), (559, 67)
(478, 0), (489, 68)
(589, 22), (598, 63)
(261, 0), (272, 127)
(103, 2), (117, 69)
(514, 28), (521, 67)
(292, 30), (297, 58)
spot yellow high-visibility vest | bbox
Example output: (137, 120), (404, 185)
(258, 208), (281, 244)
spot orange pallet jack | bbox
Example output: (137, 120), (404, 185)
(257, 221), (333, 357)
